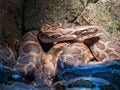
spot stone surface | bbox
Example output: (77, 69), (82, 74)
(0, 0), (23, 42)
(81, 0), (120, 43)
(23, 0), (84, 32)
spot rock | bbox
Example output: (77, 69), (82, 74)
(81, 0), (120, 43)
(0, 0), (23, 42)
(23, 0), (84, 31)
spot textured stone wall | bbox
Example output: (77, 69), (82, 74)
(82, 0), (120, 43)
(23, 0), (84, 32)
(0, 0), (24, 42)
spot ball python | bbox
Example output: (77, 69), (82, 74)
(38, 23), (120, 61)
(14, 30), (44, 77)
(0, 45), (27, 83)
(35, 23), (120, 88)
(15, 23), (98, 76)
(0, 23), (97, 81)
(0, 45), (16, 67)
(0, 23), (120, 89)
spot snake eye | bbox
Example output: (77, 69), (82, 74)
(51, 34), (62, 38)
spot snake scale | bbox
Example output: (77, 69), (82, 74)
(0, 23), (120, 89)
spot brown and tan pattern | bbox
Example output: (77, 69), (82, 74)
(38, 23), (98, 43)
(0, 45), (16, 67)
(34, 42), (69, 86)
(43, 42), (94, 69)
(34, 23), (120, 87)
(84, 28), (120, 61)
(0, 23), (120, 88)
(34, 42), (94, 86)
(59, 42), (94, 65)
(39, 23), (120, 61)
(14, 30), (44, 76)
(34, 24), (100, 86)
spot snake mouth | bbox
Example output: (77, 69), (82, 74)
(38, 35), (77, 43)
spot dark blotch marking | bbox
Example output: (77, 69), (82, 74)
(105, 49), (112, 53)
(22, 33), (38, 43)
(0, 46), (11, 57)
(22, 44), (40, 53)
(84, 37), (99, 47)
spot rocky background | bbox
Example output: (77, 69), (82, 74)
(0, 0), (120, 46)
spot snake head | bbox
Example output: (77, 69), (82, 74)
(38, 23), (98, 43)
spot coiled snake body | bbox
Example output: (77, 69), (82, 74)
(0, 23), (120, 89)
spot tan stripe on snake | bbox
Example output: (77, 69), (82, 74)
(0, 23), (120, 88)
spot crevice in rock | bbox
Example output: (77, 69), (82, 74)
(21, 0), (27, 35)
